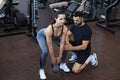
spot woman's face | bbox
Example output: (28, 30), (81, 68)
(55, 14), (66, 26)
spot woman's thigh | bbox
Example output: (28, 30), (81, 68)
(37, 29), (48, 52)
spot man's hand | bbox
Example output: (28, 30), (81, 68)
(64, 44), (73, 50)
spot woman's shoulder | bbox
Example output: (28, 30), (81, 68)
(46, 24), (52, 30)
(63, 25), (68, 28)
(63, 25), (68, 32)
(46, 25), (53, 35)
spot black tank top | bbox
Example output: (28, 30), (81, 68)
(51, 25), (64, 39)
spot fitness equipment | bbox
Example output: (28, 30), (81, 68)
(0, 0), (28, 37)
(66, 0), (82, 24)
(0, 0), (6, 9)
(48, 0), (60, 4)
(27, 0), (38, 39)
(51, 63), (60, 73)
(96, 0), (120, 33)
(52, 0), (98, 24)
(83, 0), (98, 21)
(66, 0), (98, 24)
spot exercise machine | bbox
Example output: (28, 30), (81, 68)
(83, 0), (98, 21)
(96, 0), (120, 33)
(66, 0), (98, 24)
(0, 0), (28, 37)
(27, 0), (38, 39)
(51, 0), (98, 24)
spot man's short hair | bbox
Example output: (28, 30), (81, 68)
(73, 11), (85, 17)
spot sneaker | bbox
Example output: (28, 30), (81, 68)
(69, 58), (76, 63)
(59, 63), (70, 72)
(39, 69), (47, 79)
(69, 52), (77, 63)
(90, 53), (98, 66)
(85, 55), (92, 64)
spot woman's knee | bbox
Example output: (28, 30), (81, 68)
(36, 35), (41, 41)
(42, 51), (48, 55)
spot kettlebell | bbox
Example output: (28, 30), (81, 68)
(51, 63), (60, 73)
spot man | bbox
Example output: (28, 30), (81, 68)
(64, 11), (98, 73)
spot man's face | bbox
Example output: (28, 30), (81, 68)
(73, 16), (83, 26)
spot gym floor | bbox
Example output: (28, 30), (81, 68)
(0, 0), (120, 80)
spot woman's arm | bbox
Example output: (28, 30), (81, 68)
(59, 26), (68, 58)
(65, 30), (72, 44)
(56, 26), (68, 64)
(46, 26), (56, 64)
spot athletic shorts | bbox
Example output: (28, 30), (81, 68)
(76, 53), (90, 64)
(70, 41), (90, 64)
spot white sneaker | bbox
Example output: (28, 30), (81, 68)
(85, 55), (92, 64)
(69, 52), (77, 63)
(59, 63), (70, 72)
(90, 53), (98, 66)
(39, 69), (47, 79)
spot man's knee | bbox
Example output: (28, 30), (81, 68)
(72, 62), (84, 73)
(72, 68), (80, 73)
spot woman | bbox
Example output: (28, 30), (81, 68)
(36, 10), (70, 80)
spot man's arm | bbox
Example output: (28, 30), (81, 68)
(72, 40), (89, 50)
(64, 40), (89, 50)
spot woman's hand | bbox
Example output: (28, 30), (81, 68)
(51, 57), (57, 65)
(56, 56), (62, 64)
